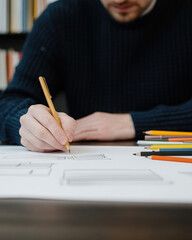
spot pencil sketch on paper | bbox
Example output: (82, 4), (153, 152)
(179, 172), (192, 178)
(61, 169), (172, 186)
(1, 154), (111, 161)
(0, 162), (53, 176)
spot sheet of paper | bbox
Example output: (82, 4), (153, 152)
(0, 145), (192, 204)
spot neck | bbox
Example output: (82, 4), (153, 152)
(141, 0), (157, 17)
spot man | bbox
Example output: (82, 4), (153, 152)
(0, 0), (192, 152)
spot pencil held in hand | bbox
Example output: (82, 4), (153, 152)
(39, 76), (70, 152)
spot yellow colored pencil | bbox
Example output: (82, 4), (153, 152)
(144, 130), (192, 136)
(39, 76), (70, 152)
(147, 144), (192, 150)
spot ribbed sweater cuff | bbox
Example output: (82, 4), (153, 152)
(130, 106), (181, 139)
(130, 102), (192, 139)
(130, 110), (166, 139)
(6, 108), (29, 145)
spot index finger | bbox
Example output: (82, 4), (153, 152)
(29, 106), (68, 145)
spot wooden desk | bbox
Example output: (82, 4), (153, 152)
(0, 141), (192, 240)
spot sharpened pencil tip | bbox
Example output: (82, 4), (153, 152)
(133, 153), (136, 155)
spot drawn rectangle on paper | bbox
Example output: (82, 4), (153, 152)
(56, 154), (110, 161)
(0, 168), (51, 176)
(2, 154), (110, 161)
(0, 169), (31, 176)
(74, 154), (109, 160)
(179, 172), (192, 178)
(62, 169), (163, 186)
(0, 163), (53, 169)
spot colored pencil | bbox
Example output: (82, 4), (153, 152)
(148, 155), (192, 164)
(168, 138), (192, 142)
(157, 148), (192, 152)
(144, 139), (169, 141)
(147, 144), (192, 150)
(137, 140), (184, 146)
(134, 151), (192, 157)
(144, 130), (192, 136)
(145, 135), (192, 139)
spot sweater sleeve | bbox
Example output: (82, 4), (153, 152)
(130, 98), (192, 139)
(0, 4), (63, 145)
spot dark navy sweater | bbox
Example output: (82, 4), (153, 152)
(1, 0), (192, 144)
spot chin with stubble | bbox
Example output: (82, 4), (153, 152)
(100, 0), (153, 23)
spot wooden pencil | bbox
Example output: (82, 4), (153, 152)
(158, 148), (192, 152)
(144, 130), (192, 136)
(146, 144), (192, 150)
(148, 155), (192, 163)
(39, 76), (71, 152)
(134, 151), (192, 157)
(168, 138), (192, 142)
(145, 135), (192, 139)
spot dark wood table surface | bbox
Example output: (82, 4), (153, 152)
(0, 141), (192, 240)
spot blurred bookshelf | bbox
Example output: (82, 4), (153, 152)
(0, 0), (57, 91)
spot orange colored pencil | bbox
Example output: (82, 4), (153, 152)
(168, 138), (192, 142)
(148, 155), (192, 163)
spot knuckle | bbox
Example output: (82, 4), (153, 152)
(28, 104), (43, 114)
(36, 129), (47, 140)
(53, 127), (63, 139)
(42, 117), (54, 128)
(20, 114), (26, 125)
(94, 112), (102, 118)
(19, 128), (23, 137)
(28, 105), (36, 113)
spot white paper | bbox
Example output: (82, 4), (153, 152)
(0, 145), (192, 204)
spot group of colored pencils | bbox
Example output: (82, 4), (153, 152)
(134, 130), (192, 163)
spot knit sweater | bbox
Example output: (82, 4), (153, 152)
(1, 0), (192, 144)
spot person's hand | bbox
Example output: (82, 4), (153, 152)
(73, 112), (135, 141)
(19, 104), (76, 152)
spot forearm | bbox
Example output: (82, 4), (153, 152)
(0, 8), (63, 144)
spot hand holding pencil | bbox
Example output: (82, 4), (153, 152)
(19, 77), (76, 152)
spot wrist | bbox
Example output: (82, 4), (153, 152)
(116, 113), (135, 140)
(125, 114), (136, 139)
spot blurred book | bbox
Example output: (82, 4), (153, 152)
(0, 49), (7, 90)
(0, 0), (10, 33)
(0, 49), (22, 90)
(7, 0), (57, 33)
(10, 0), (23, 33)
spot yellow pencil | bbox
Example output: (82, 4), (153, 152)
(147, 144), (192, 150)
(144, 130), (192, 136)
(39, 76), (70, 152)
